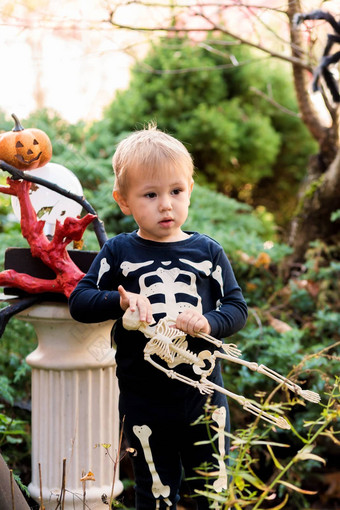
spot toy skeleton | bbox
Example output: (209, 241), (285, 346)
(123, 309), (320, 431)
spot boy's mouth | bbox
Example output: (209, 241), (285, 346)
(159, 218), (174, 227)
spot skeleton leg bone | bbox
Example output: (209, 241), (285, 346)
(212, 407), (228, 492)
(133, 424), (172, 506)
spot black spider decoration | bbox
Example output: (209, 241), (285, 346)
(294, 9), (340, 102)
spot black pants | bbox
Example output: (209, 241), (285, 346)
(119, 386), (230, 510)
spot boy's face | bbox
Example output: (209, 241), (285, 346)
(113, 167), (193, 242)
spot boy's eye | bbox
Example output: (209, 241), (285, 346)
(145, 192), (157, 198)
(172, 188), (182, 195)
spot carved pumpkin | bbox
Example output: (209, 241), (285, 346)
(0, 113), (52, 170)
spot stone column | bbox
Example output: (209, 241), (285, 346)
(19, 302), (123, 509)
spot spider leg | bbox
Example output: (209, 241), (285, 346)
(294, 10), (340, 34)
(313, 50), (340, 101)
(323, 34), (340, 56)
(293, 10), (340, 101)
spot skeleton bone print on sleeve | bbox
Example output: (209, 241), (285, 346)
(96, 257), (110, 288)
(120, 258), (221, 320)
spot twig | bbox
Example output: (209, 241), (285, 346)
(250, 86), (301, 117)
(38, 463), (45, 510)
(138, 55), (268, 75)
(56, 458), (67, 510)
(81, 470), (86, 510)
(10, 469), (15, 510)
(109, 415), (126, 507)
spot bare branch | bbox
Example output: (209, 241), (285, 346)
(137, 55), (269, 75)
(196, 11), (312, 71)
(107, 1), (286, 14)
(106, 4), (312, 71)
(250, 86), (301, 117)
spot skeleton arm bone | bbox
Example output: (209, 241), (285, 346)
(145, 351), (289, 428)
(163, 316), (243, 358)
(123, 308), (155, 336)
(123, 308), (241, 356)
(214, 352), (321, 404)
(196, 331), (242, 357)
(145, 354), (214, 395)
(122, 309), (320, 426)
(203, 378), (290, 430)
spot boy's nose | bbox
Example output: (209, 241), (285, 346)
(159, 196), (172, 211)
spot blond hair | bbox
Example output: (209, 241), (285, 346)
(112, 124), (194, 196)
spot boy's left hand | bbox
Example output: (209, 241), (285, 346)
(175, 310), (211, 336)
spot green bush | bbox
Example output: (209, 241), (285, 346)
(104, 35), (317, 225)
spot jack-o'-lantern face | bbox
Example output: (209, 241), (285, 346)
(0, 114), (52, 171)
(15, 136), (43, 166)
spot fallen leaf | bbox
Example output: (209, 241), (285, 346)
(267, 314), (292, 333)
(255, 252), (271, 268)
(80, 471), (95, 482)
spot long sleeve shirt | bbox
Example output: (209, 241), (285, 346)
(69, 231), (248, 396)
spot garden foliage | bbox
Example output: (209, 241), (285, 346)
(0, 35), (338, 506)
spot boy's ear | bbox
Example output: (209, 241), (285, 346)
(113, 189), (131, 216)
(188, 180), (194, 203)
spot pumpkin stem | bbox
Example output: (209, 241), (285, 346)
(11, 113), (24, 132)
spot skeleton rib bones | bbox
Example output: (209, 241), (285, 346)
(123, 309), (321, 430)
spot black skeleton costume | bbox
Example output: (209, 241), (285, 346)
(69, 231), (248, 509)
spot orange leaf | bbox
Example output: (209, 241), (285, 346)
(80, 471), (95, 482)
(254, 252), (271, 269)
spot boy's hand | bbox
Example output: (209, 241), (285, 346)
(175, 309), (211, 336)
(118, 285), (153, 323)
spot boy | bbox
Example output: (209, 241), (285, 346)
(69, 125), (248, 509)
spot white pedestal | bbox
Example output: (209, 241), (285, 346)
(19, 302), (123, 509)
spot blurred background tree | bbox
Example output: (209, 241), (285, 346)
(105, 33), (317, 230)
(105, 0), (340, 265)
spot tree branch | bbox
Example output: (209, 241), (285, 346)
(250, 86), (301, 117)
(106, 4), (312, 71)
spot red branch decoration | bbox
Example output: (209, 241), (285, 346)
(0, 178), (96, 298)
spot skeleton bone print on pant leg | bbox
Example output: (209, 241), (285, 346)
(212, 406), (228, 491)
